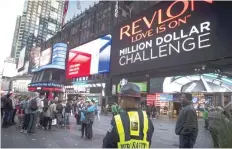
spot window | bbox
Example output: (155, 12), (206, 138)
(47, 22), (56, 32)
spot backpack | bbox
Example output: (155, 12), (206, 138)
(56, 103), (63, 113)
(30, 98), (38, 111)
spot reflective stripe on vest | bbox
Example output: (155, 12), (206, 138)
(115, 111), (149, 148)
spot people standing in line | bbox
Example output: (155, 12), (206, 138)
(2, 93), (14, 128)
(27, 95), (39, 134)
(102, 83), (154, 148)
(56, 100), (64, 128)
(64, 99), (72, 129)
(85, 100), (96, 140)
(77, 99), (85, 125)
(44, 100), (57, 130)
(21, 96), (31, 133)
(175, 93), (198, 148)
(203, 108), (209, 130)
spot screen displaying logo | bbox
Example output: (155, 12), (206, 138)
(111, 0), (232, 75)
(52, 43), (67, 69)
(67, 34), (112, 78)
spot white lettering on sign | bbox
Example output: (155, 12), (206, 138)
(118, 21), (211, 66)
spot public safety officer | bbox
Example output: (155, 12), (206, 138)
(102, 83), (154, 148)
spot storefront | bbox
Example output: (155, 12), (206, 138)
(30, 43), (68, 99)
(109, 0), (232, 115)
(65, 34), (112, 106)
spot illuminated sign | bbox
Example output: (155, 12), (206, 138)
(28, 82), (64, 88)
(67, 34), (112, 79)
(52, 43), (67, 69)
(111, 0), (232, 75)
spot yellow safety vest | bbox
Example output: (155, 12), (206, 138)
(114, 111), (149, 149)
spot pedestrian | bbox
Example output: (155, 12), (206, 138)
(56, 100), (64, 128)
(85, 100), (96, 140)
(146, 105), (151, 119)
(27, 95), (39, 134)
(175, 93), (198, 148)
(80, 105), (87, 138)
(2, 93), (14, 128)
(36, 93), (44, 128)
(102, 83), (154, 148)
(64, 99), (72, 129)
(17, 99), (24, 128)
(44, 100), (56, 130)
(95, 104), (101, 121)
(203, 108), (209, 129)
(11, 95), (17, 124)
(111, 102), (118, 116)
(1, 93), (6, 118)
(21, 96), (31, 133)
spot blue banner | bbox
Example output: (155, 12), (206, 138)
(159, 93), (173, 101)
(52, 43), (67, 67)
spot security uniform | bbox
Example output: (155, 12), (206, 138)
(102, 83), (154, 148)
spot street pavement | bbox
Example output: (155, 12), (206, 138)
(1, 115), (213, 148)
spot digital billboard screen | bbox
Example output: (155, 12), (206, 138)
(66, 34), (112, 78)
(29, 47), (41, 70)
(40, 47), (52, 66)
(52, 43), (67, 69)
(17, 46), (26, 70)
(111, 1), (232, 75)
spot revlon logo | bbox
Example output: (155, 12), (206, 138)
(120, 0), (213, 42)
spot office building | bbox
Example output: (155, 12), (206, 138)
(14, 0), (64, 61)
(10, 16), (21, 59)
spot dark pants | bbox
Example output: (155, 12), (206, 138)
(11, 109), (17, 123)
(81, 123), (87, 137)
(2, 110), (11, 127)
(27, 112), (38, 133)
(76, 114), (81, 125)
(87, 122), (93, 139)
(1, 108), (3, 117)
(22, 114), (30, 130)
(179, 135), (195, 148)
(204, 119), (209, 129)
(43, 117), (52, 129)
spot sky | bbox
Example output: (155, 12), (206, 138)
(0, 0), (24, 72)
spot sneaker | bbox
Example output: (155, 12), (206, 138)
(20, 129), (24, 133)
(23, 130), (27, 133)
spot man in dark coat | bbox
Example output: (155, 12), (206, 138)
(175, 93), (198, 148)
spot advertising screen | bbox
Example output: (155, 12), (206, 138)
(40, 47), (52, 66)
(3, 61), (17, 78)
(52, 43), (67, 69)
(111, 1), (232, 75)
(150, 73), (232, 93)
(67, 34), (112, 78)
(29, 47), (41, 70)
(17, 46), (26, 70)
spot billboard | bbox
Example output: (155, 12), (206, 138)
(111, 1), (232, 75)
(66, 34), (112, 79)
(3, 58), (17, 78)
(17, 46), (26, 70)
(29, 47), (41, 70)
(40, 47), (52, 66)
(150, 73), (232, 93)
(52, 43), (67, 69)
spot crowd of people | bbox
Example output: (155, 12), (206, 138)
(1, 92), (100, 140)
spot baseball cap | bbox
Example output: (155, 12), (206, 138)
(118, 83), (141, 98)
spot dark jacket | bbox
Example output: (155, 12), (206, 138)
(175, 104), (198, 141)
(65, 102), (72, 113)
(3, 97), (13, 111)
(102, 108), (154, 148)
